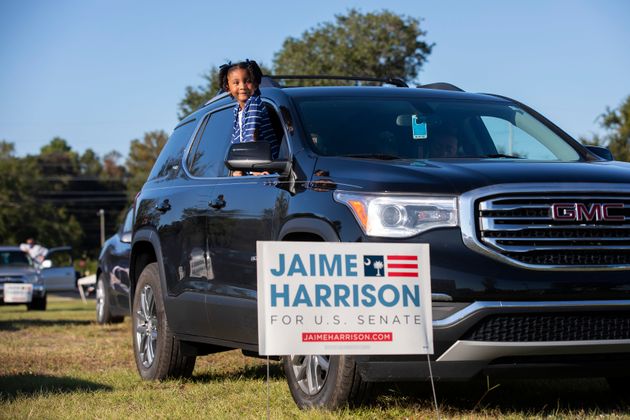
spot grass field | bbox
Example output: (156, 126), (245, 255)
(1, 295), (629, 419)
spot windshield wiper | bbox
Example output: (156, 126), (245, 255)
(481, 153), (524, 159)
(341, 153), (402, 160)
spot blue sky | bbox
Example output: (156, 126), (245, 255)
(1, 0), (629, 158)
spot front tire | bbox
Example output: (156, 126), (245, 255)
(96, 274), (123, 324)
(27, 294), (47, 311)
(283, 354), (372, 409)
(132, 262), (195, 380)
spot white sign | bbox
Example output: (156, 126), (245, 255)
(257, 242), (433, 355)
(3, 283), (33, 303)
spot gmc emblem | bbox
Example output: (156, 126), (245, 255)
(551, 203), (624, 222)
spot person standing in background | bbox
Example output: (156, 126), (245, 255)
(20, 238), (48, 263)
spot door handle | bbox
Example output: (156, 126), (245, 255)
(155, 199), (171, 213)
(209, 195), (226, 210)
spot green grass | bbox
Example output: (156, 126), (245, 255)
(1, 296), (629, 419)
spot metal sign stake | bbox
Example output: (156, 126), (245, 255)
(266, 356), (270, 420)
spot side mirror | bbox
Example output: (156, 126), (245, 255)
(585, 145), (614, 161)
(121, 232), (132, 244)
(225, 142), (290, 174)
(41, 260), (52, 269)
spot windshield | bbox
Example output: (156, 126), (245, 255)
(0, 251), (34, 268)
(294, 97), (581, 161)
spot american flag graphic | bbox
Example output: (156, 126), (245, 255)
(386, 255), (419, 277)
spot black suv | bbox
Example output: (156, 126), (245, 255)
(131, 76), (630, 408)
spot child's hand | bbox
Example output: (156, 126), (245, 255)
(232, 171), (244, 177)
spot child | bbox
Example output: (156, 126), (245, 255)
(219, 60), (279, 168)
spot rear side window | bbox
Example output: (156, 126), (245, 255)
(187, 108), (234, 178)
(148, 119), (196, 180)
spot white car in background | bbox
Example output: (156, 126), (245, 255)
(0, 246), (47, 310)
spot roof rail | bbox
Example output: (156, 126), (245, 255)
(201, 75), (409, 109)
(418, 82), (464, 92)
(267, 75), (409, 88)
(202, 91), (231, 107)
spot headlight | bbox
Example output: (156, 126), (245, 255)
(23, 274), (40, 284)
(334, 191), (458, 238)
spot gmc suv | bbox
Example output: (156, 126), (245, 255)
(130, 76), (630, 409)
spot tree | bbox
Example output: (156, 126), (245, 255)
(38, 137), (79, 176)
(373, 260), (384, 276)
(598, 96), (630, 162)
(273, 9), (434, 85)
(102, 150), (126, 180)
(0, 137), (128, 256)
(0, 154), (82, 248)
(40, 137), (73, 154)
(0, 140), (15, 159)
(126, 130), (169, 196)
(79, 148), (102, 176)
(178, 66), (221, 119)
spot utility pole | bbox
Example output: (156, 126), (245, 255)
(98, 209), (105, 246)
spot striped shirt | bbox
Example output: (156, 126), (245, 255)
(231, 91), (279, 159)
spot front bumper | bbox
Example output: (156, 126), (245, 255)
(0, 283), (46, 303)
(356, 299), (630, 381)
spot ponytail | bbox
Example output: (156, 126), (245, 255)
(218, 59), (264, 92)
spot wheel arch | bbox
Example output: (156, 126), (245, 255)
(278, 217), (340, 243)
(130, 228), (166, 303)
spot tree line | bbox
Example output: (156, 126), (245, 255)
(1, 9), (629, 257)
(0, 133), (167, 257)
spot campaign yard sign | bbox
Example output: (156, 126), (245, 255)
(257, 242), (433, 355)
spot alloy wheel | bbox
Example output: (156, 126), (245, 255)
(290, 355), (330, 395)
(96, 280), (105, 321)
(135, 284), (158, 368)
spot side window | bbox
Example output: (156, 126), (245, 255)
(187, 108), (234, 178)
(47, 250), (72, 268)
(265, 103), (288, 160)
(148, 119), (197, 181)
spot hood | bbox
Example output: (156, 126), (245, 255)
(312, 157), (630, 195)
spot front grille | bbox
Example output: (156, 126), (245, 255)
(0, 276), (24, 284)
(477, 194), (630, 268)
(464, 312), (630, 342)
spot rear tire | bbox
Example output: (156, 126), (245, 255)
(283, 354), (372, 409)
(96, 274), (124, 324)
(27, 294), (47, 311)
(132, 262), (195, 380)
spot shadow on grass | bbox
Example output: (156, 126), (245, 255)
(373, 378), (630, 415)
(193, 361), (285, 383)
(0, 319), (92, 332)
(0, 374), (112, 400)
(43, 306), (93, 312)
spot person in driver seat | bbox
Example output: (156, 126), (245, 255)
(429, 130), (459, 158)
